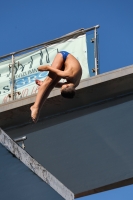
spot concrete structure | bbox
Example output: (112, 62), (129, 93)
(0, 128), (74, 200)
(1, 64), (133, 199)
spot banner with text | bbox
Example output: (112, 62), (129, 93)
(0, 34), (90, 104)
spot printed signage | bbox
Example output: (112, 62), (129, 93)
(0, 35), (89, 104)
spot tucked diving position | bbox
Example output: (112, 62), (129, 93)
(30, 51), (82, 123)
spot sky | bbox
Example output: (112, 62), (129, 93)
(0, 0), (133, 199)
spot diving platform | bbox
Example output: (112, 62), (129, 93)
(1, 65), (133, 199)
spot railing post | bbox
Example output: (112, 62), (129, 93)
(94, 27), (98, 75)
(11, 55), (15, 101)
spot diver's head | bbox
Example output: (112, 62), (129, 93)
(61, 84), (75, 99)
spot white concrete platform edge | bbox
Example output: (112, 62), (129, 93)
(0, 64), (133, 113)
(0, 128), (74, 200)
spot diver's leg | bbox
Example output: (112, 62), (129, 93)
(30, 74), (55, 123)
(30, 54), (63, 123)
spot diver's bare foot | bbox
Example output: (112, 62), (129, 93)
(35, 80), (43, 86)
(30, 105), (40, 123)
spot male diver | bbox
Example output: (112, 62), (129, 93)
(30, 51), (82, 123)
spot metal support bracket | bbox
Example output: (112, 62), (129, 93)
(91, 38), (95, 43)
(14, 136), (27, 149)
(8, 91), (21, 98)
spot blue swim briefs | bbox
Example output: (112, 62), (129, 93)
(59, 51), (69, 61)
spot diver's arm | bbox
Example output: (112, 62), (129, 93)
(38, 65), (70, 79)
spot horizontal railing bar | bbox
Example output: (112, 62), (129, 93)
(0, 25), (100, 60)
(14, 136), (27, 142)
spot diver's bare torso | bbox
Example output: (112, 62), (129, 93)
(61, 53), (82, 87)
